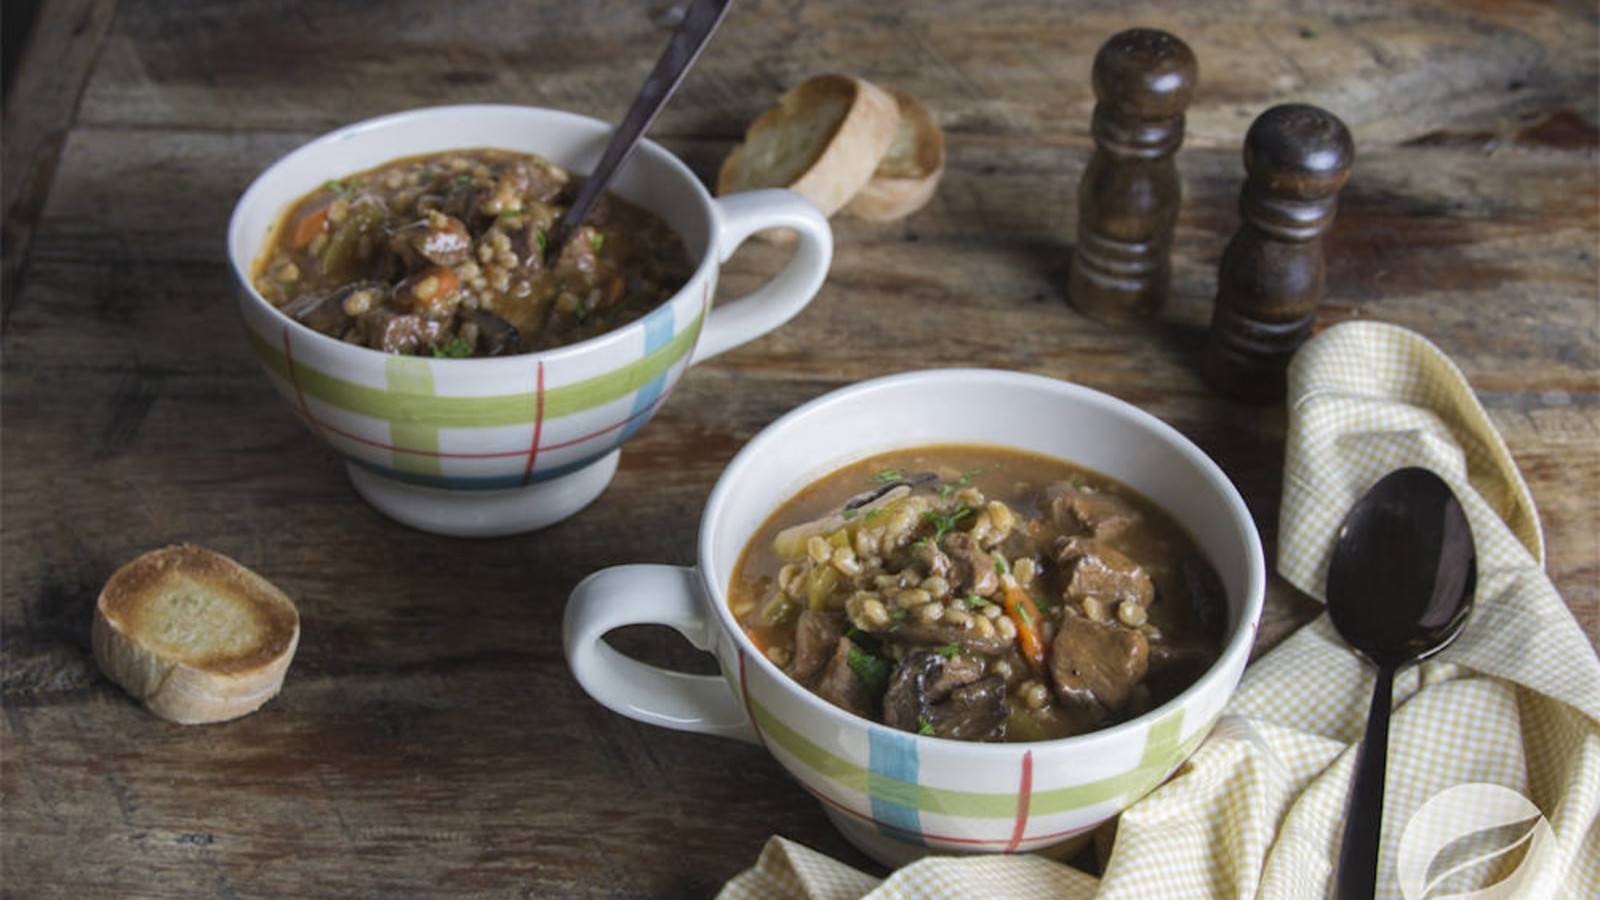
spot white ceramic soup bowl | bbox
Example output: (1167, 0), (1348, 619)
(564, 368), (1265, 866)
(227, 104), (832, 537)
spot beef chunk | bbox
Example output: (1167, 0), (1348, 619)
(787, 609), (846, 685)
(389, 212), (472, 268)
(361, 305), (449, 355)
(941, 532), (999, 597)
(1056, 537), (1155, 609)
(1049, 609), (1149, 715)
(554, 225), (602, 276)
(1047, 484), (1141, 539)
(810, 637), (877, 720)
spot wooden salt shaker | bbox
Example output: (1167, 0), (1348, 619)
(1067, 29), (1197, 323)
(1202, 103), (1354, 403)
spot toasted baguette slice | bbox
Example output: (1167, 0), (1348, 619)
(93, 545), (300, 724)
(845, 87), (945, 221)
(717, 73), (901, 217)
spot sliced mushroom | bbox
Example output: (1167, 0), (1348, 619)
(463, 308), (523, 357)
(772, 485), (915, 559)
(882, 650), (1007, 741)
(841, 472), (938, 513)
(279, 280), (389, 337)
(1180, 551), (1227, 636)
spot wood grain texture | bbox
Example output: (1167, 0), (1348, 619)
(4, 0), (1596, 897)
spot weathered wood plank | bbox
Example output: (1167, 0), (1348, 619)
(4, 0), (1595, 897)
(68, 0), (1599, 148)
(1, 0), (120, 310)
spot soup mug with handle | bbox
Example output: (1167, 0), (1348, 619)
(564, 368), (1265, 867)
(228, 104), (832, 537)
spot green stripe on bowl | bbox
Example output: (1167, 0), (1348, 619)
(246, 312), (702, 428)
(752, 699), (1191, 819)
(384, 355), (442, 475)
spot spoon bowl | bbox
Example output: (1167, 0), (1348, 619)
(1327, 467), (1478, 667)
(1326, 466), (1477, 899)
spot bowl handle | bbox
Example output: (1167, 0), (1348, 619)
(562, 564), (759, 744)
(693, 189), (833, 362)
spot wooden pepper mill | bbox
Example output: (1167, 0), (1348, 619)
(1202, 103), (1355, 403)
(1067, 28), (1198, 323)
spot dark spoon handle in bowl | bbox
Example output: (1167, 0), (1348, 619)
(547, 0), (734, 262)
(1334, 663), (1395, 899)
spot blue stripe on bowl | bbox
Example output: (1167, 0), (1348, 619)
(619, 303), (678, 443)
(868, 727), (924, 845)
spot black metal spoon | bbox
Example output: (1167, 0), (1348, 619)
(545, 0), (734, 263)
(1326, 466), (1478, 900)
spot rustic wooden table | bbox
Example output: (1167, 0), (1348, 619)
(3, 0), (1595, 897)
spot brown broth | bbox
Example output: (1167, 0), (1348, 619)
(253, 148), (693, 357)
(729, 444), (1224, 742)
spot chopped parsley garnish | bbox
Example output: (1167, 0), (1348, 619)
(842, 508), (859, 520)
(497, 208), (524, 218)
(591, 232), (606, 252)
(455, 174), (472, 185)
(937, 643), (961, 659)
(917, 716), (936, 736)
(962, 595), (991, 609)
(846, 646), (891, 696)
(868, 468), (906, 484)
(923, 504), (973, 542)
(1014, 601), (1035, 626)
(324, 179), (350, 194)
(937, 467), (984, 498)
(429, 336), (474, 358)
(845, 627), (882, 654)
(534, 228), (548, 255)
(991, 552), (1009, 575)
(888, 609), (908, 621)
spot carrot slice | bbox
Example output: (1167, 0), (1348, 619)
(1004, 583), (1048, 672)
(289, 206), (329, 248)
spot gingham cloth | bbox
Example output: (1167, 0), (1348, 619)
(717, 321), (1600, 899)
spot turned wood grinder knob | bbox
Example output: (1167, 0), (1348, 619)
(1067, 28), (1198, 323)
(1202, 103), (1354, 403)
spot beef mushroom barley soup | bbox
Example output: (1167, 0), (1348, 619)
(729, 445), (1226, 742)
(252, 149), (694, 357)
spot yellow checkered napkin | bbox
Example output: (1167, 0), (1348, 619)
(717, 322), (1600, 899)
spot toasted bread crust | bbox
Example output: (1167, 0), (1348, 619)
(845, 86), (946, 221)
(716, 74), (901, 216)
(94, 545), (300, 724)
